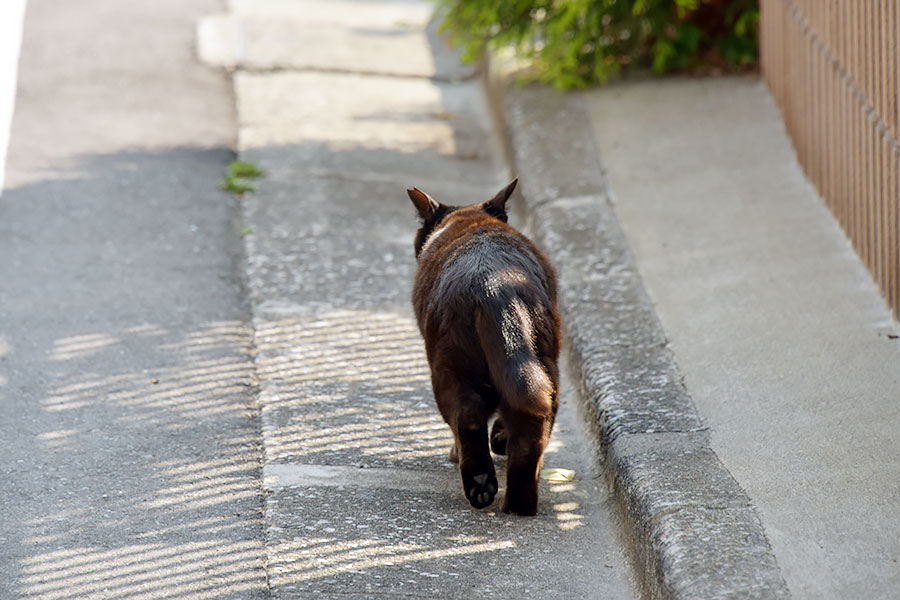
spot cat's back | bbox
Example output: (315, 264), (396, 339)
(414, 213), (554, 318)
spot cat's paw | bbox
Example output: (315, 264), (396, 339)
(489, 423), (508, 456)
(464, 472), (498, 509)
(500, 491), (538, 516)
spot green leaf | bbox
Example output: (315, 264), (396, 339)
(435, 0), (759, 89)
(652, 39), (675, 74)
(735, 10), (759, 37)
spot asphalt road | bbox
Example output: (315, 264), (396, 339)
(0, 1), (269, 598)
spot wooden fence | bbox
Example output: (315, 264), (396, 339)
(760, 0), (900, 318)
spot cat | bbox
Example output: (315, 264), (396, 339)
(407, 178), (561, 515)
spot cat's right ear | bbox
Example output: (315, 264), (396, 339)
(483, 177), (518, 221)
(408, 187), (440, 222)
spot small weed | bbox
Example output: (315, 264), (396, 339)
(220, 161), (265, 194)
(228, 161), (265, 178)
(240, 226), (253, 237)
(220, 176), (256, 193)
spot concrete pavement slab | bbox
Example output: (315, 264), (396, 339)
(241, 178), (639, 596)
(240, 176), (419, 311)
(235, 71), (503, 187)
(257, 354), (638, 599)
(198, 0), (474, 80)
(223, 1), (640, 595)
(240, 170), (638, 599)
(586, 76), (900, 599)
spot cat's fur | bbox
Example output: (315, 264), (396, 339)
(407, 178), (561, 515)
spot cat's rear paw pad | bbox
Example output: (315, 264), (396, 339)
(465, 473), (498, 509)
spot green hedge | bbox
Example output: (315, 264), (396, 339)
(437, 0), (759, 90)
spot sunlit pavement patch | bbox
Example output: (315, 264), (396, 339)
(0, 0), (27, 195)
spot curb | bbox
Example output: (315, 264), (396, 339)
(484, 69), (791, 599)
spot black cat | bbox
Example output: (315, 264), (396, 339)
(408, 178), (561, 515)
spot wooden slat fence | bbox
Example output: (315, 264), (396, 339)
(760, 0), (900, 317)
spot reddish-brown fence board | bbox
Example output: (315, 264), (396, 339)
(761, 0), (900, 317)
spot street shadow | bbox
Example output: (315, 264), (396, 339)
(0, 147), (269, 600)
(254, 309), (451, 465)
(4, 316), (270, 600)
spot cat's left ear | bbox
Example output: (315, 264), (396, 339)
(483, 177), (518, 222)
(408, 187), (440, 222)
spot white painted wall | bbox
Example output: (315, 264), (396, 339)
(0, 0), (28, 196)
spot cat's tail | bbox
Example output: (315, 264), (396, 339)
(474, 300), (554, 418)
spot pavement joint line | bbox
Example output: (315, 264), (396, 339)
(524, 193), (606, 212)
(232, 63), (479, 84)
(263, 463), (454, 493)
(197, 11), (481, 87)
(235, 166), (499, 194)
(484, 63), (791, 599)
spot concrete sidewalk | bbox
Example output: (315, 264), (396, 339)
(495, 73), (900, 598)
(199, 1), (638, 598)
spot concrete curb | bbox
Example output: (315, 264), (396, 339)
(484, 69), (791, 599)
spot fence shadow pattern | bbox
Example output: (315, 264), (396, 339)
(13, 321), (268, 599)
(250, 307), (592, 595)
(254, 309), (453, 469)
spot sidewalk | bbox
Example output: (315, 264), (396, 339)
(496, 73), (900, 598)
(199, 1), (638, 598)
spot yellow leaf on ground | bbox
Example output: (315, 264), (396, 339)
(539, 468), (575, 482)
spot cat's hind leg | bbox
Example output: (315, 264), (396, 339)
(500, 411), (552, 516)
(455, 394), (497, 509)
(434, 382), (498, 509)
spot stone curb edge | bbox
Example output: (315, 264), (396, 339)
(482, 66), (791, 599)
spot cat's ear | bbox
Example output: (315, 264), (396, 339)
(408, 187), (440, 222)
(483, 177), (518, 221)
